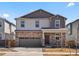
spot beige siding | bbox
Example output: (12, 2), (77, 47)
(16, 18), (50, 30)
(0, 32), (4, 40)
(0, 18), (5, 40)
(72, 21), (78, 40)
(11, 25), (16, 40)
(0, 18), (4, 32)
(4, 21), (16, 40)
(4, 21), (10, 33)
(11, 25), (16, 33)
(67, 21), (78, 40)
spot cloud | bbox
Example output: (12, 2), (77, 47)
(2, 13), (10, 18)
(67, 2), (75, 7)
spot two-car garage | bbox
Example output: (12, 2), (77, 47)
(18, 37), (42, 47)
(16, 30), (42, 47)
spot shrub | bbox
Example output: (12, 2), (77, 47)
(66, 40), (76, 48)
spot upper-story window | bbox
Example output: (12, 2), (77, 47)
(55, 20), (60, 28)
(35, 20), (39, 28)
(20, 21), (25, 28)
(0, 22), (2, 27)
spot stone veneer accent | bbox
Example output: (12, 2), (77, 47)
(15, 30), (42, 47)
(16, 30), (42, 38)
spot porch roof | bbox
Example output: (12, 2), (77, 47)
(41, 28), (68, 33)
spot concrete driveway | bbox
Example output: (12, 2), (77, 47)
(2, 47), (43, 56)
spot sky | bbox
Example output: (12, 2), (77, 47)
(0, 2), (79, 24)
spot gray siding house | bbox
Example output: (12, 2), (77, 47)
(66, 19), (79, 46)
(15, 9), (67, 47)
(0, 17), (16, 47)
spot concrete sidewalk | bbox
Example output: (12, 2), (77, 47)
(1, 52), (79, 56)
(3, 47), (43, 56)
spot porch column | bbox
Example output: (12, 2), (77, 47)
(61, 33), (63, 48)
(42, 31), (45, 46)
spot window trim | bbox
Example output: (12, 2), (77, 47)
(35, 20), (39, 28)
(20, 21), (25, 28)
(55, 20), (60, 28)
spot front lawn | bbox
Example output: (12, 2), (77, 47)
(43, 54), (79, 56)
(42, 48), (79, 52)
(43, 48), (79, 56)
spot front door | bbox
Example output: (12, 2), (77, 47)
(45, 34), (50, 45)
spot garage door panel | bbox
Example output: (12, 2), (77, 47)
(19, 39), (42, 47)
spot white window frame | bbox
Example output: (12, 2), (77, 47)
(55, 20), (60, 28)
(20, 21), (25, 28)
(35, 20), (39, 28)
(55, 33), (60, 41)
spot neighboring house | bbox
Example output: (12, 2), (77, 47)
(15, 9), (67, 47)
(66, 19), (79, 46)
(0, 17), (16, 47)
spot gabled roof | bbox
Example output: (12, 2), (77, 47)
(66, 19), (79, 26)
(19, 9), (55, 18)
(55, 14), (67, 20)
(0, 17), (16, 26)
(16, 9), (67, 20)
(5, 19), (16, 26)
(72, 19), (79, 23)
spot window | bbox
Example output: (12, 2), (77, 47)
(35, 20), (39, 27)
(20, 21), (25, 27)
(55, 33), (60, 35)
(55, 33), (60, 40)
(55, 20), (60, 28)
(56, 37), (59, 40)
(0, 22), (2, 27)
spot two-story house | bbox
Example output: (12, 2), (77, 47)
(0, 17), (16, 47)
(66, 19), (79, 47)
(15, 9), (67, 47)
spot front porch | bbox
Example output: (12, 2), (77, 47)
(41, 28), (67, 47)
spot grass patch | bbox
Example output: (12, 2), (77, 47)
(43, 48), (79, 56)
(43, 54), (79, 56)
